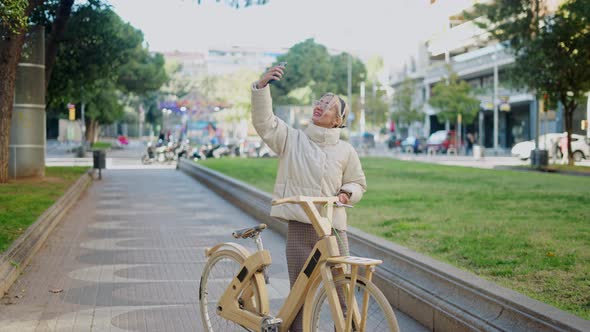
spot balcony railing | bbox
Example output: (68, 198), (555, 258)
(425, 47), (514, 83)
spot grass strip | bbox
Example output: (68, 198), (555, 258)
(199, 157), (590, 319)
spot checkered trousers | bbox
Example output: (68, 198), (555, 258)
(286, 221), (349, 332)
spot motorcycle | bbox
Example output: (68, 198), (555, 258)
(141, 140), (177, 164)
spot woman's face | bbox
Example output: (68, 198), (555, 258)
(312, 94), (340, 128)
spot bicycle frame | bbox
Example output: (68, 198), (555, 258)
(212, 196), (380, 332)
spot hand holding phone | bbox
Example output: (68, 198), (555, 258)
(268, 62), (287, 84)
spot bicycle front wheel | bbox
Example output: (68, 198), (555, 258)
(199, 250), (262, 332)
(307, 274), (399, 332)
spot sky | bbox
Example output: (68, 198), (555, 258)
(105, 0), (443, 72)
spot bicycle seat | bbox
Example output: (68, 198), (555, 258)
(232, 223), (267, 239)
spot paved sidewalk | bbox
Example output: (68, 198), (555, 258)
(0, 169), (426, 332)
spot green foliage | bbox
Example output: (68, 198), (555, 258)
(0, 0), (28, 34)
(117, 49), (168, 96)
(392, 77), (424, 126)
(47, 3), (167, 126)
(85, 81), (124, 124)
(91, 141), (111, 149)
(429, 68), (480, 124)
(270, 39), (366, 104)
(48, 4), (142, 104)
(471, 0), (590, 106)
(364, 82), (390, 129)
(202, 69), (260, 110)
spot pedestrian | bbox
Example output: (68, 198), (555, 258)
(252, 63), (367, 332)
(413, 136), (420, 154)
(466, 132), (475, 155)
(158, 130), (165, 144)
(559, 135), (569, 164)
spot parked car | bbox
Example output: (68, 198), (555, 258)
(349, 132), (376, 149)
(426, 130), (457, 153)
(401, 136), (424, 153)
(511, 132), (589, 161)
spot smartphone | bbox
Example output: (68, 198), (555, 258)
(269, 62), (287, 84)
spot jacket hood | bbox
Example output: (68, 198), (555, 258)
(304, 123), (340, 145)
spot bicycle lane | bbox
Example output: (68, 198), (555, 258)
(0, 169), (426, 332)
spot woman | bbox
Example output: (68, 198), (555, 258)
(252, 64), (367, 331)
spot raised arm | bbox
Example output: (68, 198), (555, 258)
(251, 64), (292, 155)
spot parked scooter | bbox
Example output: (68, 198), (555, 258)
(141, 140), (177, 164)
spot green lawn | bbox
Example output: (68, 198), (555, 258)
(199, 158), (590, 319)
(546, 164), (590, 174)
(91, 141), (112, 149)
(0, 167), (88, 253)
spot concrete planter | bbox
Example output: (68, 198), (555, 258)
(179, 158), (590, 332)
(0, 171), (92, 295)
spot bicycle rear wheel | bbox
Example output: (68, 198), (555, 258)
(199, 250), (262, 332)
(307, 274), (399, 332)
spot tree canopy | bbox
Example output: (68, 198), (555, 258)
(428, 69), (480, 125)
(0, 0), (29, 34)
(270, 38), (366, 105)
(46, 3), (167, 141)
(392, 77), (424, 126)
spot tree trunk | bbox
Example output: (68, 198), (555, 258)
(0, 29), (29, 183)
(93, 121), (99, 144)
(86, 119), (94, 144)
(85, 119), (100, 145)
(0, 0), (44, 183)
(45, 0), (75, 90)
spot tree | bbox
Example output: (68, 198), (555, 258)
(0, 0), (268, 182)
(392, 77), (424, 129)
(428, 69), (480, 136)
(470, 0), (590, 165)
(270, 39), (366, 105)
(0, 0), (42, 183)
(47, 4), (167, 143)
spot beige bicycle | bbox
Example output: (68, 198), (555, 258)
(199, 196), (400, 332)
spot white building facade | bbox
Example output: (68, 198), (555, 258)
(391, 0), (568, 151)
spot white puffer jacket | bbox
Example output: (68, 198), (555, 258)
(251, 85), (366, 230)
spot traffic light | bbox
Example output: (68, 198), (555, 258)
(68, 103), (75, 121)
(582, 120), (588, 130)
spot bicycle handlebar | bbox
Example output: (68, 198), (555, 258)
(271, 196), (352, 208)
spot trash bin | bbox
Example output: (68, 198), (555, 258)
(531, 149), (548, 168)
(473, 145), (484, 160)
(93, 150), (106, 179)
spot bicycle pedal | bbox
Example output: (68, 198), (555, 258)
(261, 317), (282, 332)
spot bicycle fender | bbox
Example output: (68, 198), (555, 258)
(204, 242), (251, 258)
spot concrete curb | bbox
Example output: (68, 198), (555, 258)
(0, 170), (92, 296)
(180, 158), (590, 332)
